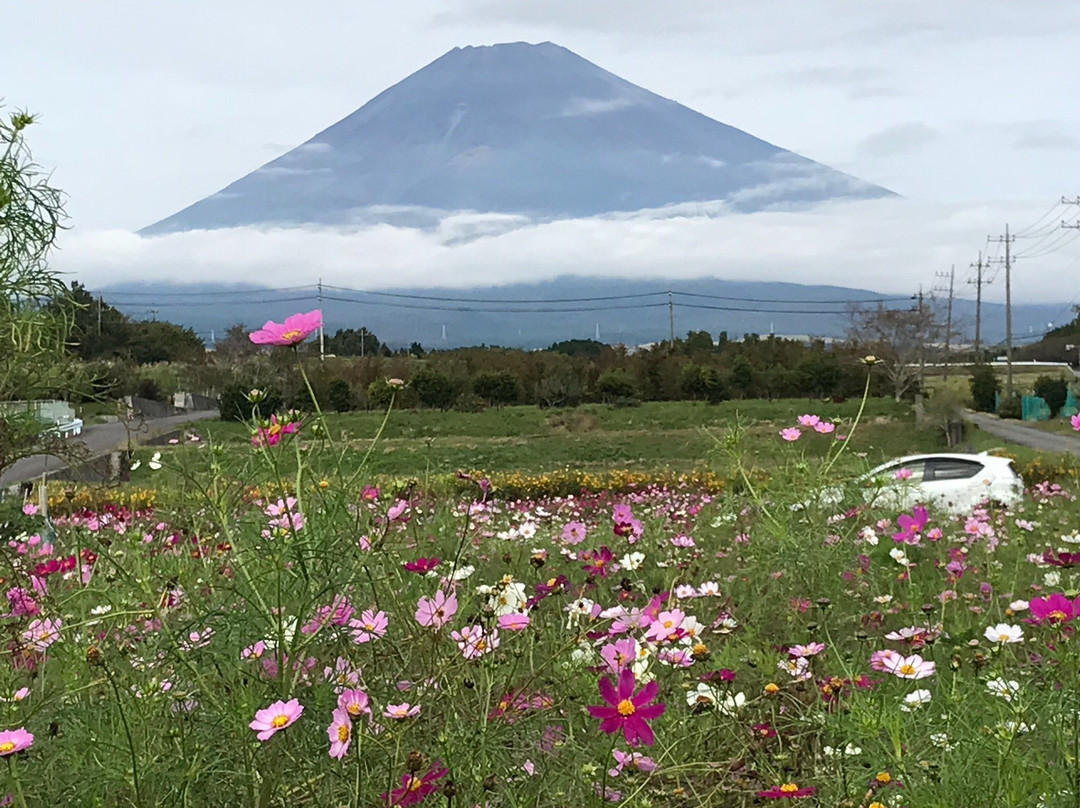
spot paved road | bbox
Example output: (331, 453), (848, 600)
(0, 410), (219, 488)
(963, 410), (1080, 457)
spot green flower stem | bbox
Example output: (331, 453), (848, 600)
(8, 756), (28, 808)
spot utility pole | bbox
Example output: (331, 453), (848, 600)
(934, 266), (955, 381)
(317, 278), (325, 362)
(967, 251), (991, 357)
(988, 225), (1016, 396)
(915, 286), (926, 392)
(148, 308), (159, 322)
(668, 290), (675, 349)
(97, 296), (103, 337)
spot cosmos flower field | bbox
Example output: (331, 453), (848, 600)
(3, 318), (1080, 806)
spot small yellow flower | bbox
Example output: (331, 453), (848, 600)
(764, 682), (780, 695)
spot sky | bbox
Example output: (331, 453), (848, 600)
(3, 1), (1080, 307)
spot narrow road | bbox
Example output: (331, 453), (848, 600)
(963, 410), (1080, 457)
(0, 410), (219, 488)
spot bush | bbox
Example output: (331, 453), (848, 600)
(326, 379), (355, 412)
(134, 376), (166, 402)
(218, 384), (283, 422)
(535, 370), (584, 409)
(997, 394), (1023, 420)
(473, 370), (522, 406)
(679, 363), (728, 404)
(412, 367), (456, 410)
(453, 392), (487, 413)
(595, 369), (638, 402)
(969, 363), (999, 412)
(1033, 375), (1069, 418)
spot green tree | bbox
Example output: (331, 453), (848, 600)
(595, 369), (638, 402)
(968, 364), (999, 413)
(0, 108), (87, 476)
(1033, 375), (1069, 418)
(126, 320), (205, 364)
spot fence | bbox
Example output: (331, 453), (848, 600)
(997, 389), (1079, 421)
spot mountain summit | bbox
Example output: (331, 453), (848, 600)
(142, 42), (893, 234)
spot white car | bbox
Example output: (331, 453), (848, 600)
(829, 452), (1024, 515)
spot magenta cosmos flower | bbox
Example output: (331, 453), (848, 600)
(1071, 413), (1080, 431)
(587, 667), (666, 747)
(248, 310), (322, 346)
(757, 782), (816, 799)
(893, 506), (929, 543)
(0, 727), (34, 756)
(252, 415), (299, 448)
(384, 762), (448, 807)
(250, 698), (303, 741)
(1028, 593), (1080, 625)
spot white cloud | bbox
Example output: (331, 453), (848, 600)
(57, 197), (1079, 304)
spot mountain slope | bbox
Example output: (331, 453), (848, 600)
(142, 42), (893, 234)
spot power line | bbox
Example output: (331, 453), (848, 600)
(89, 284), (316, 298)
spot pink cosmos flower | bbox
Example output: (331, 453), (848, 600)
(813, 421), (836, 434)
(562, 521), (588, 545)
(350, 609), (389, 644)
(894, 467), (913, 480)
(498, 612), (531, 631)
(645, 609), (685, 645)
(797, 414), (820, 427)
(324, 657), (362, 691)
(883, 653), (935, 680)
(327, 706), (352, 760)
(248, 310), (323, 346)
(338, 688), (372, 720)
(383, 702), (420, 720)
(21, 503), (38, 516)
(384, 762), (448, 807)
(587, 667), (666, 747)
(0, 727), (34, 756)
(788, 642), (826, 658)
(403, 557), (439, 574)
(893, 506), (929, 544)
(1071, 413), (1080, 431)
(780, 427), (801, 442)
(600, 638), (640, 674)
(415, 590), (457, 630)
(250, 698), (303, 741)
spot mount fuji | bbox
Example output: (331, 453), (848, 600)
(141, 41), (893, 234)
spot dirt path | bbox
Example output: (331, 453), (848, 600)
(963, 410), (1080, 457)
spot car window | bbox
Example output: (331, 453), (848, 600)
(872, 459), (926, 484)
(925, 458), (983, 481)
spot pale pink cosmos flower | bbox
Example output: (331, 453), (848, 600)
(415, 590), (457, 630)
(22, 617), (61, 652)
(1071, 413), (1080, 431)
(21, 503), (37, 516)
(248, 310), (323, 346)
(326, 706), (352, 760)
(788, 642), (826, 658)
(884, 653), (935, 680)
(349, 609), (389, 644)
(324, 657), (362, 691)
(797, 414), (821, 427)
(780, 427), (802, 442)
(250, 698), (303, 741)
(869, 648), (903, 671)
(383, 702), (420, 720)
(813, 421), (836, 434)
(451, 625), (500, 659)
(0, 727), (34, 756)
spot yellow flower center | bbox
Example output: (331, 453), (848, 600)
(475, 639), (487, 652)
(876, 771), (892, 784)
(898, 664), (916, 676)
(1049, 610), (1068, 622)
(780, 783), (799, 793)
(281, 329), (303, 342)
(408, 776), (424, 792)
(337, 724), (349, 742)
(0, 742), (14, 753)
(346, 704), (362, 716)
(271, 713), (290, 728)
(267, 423), (282, 436)
(617, 698), (636, 716)
(998, 633), (1011, 642)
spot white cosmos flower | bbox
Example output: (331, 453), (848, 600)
(823, 743), (861, 757)
(130, 459), (142, 471)
(148, 452), (163, 471)
(901, 689), (933, 711)
(718, 691), (747, 716)
(619, 552), (645, 571)
(1044, 571), (1062, 587)
(518, 522), (537, 539)
(686, 683), (720, 709)
(986, 678), (1021, 702)
(984, 623), (1024, 644)
(874, 594), (894, 604)
(1009, 600), (1030, 612)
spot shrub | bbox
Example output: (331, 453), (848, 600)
(535, 370), (584, 408)
(133, 376), (166, 402)
(679, 363), (729, 404)
(472, 370), (522, 406)
(453, 392), (487, 413)
(218, 384), (283, 422)
(595, 368), (638, 402)
(1033, 375), (1069, 418)
(997, 394), (1023, 420)
(412, 366), (456, 410)
(969, 363), (999, 412)
(326, 379), (355, 412)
